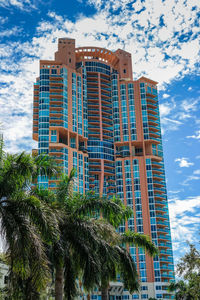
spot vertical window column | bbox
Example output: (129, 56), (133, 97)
(124, 159), (134, 230)
(127, 83), (137, 141)
(72, 73), (77, 132)
(115, 161), (124, 200)
(77, 76), (82, 135)
(64, 148), (68, 175)
(140, 83), (149, 140)
(61, 68), (68, 129)
(132, 159), (144, 233)
(38, 68), (50, 189)
(78, 154), (83, 194)
(146, 158), (161, 283)
(120, 84), (129, 142)
(73, 151), (78, 192)
(82, 67), (88, 138)
(111, 73), (120, 142)
(139, 248), (147, 283)
(84, 156), (89, 192)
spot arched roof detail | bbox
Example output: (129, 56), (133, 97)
(75, 47), (119, 67)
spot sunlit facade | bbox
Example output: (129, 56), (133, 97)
(33, 38), (175, 299)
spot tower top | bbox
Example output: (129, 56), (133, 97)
(54, 37), (133, 80)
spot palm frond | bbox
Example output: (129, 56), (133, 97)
(116, 246), (139, 293)
(63, 250), (79, 300)
(121, 231), (158, 256)
(32, 154), (60, 180)
(73, 193), (132, 228)
(56, 169), (76, 205)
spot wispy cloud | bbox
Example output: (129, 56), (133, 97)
(0, 0), (200, 152)
(168, 195), (200, 262)
(159, 96), (200, 132)
(187, 130), (200, 140)
(194, 169), (200, 175)
(0, 0), (36, 11)
(175, 157), (194, 168)
(162, 93), (170, 99)
(181, 168), (200, 186)
(0, 26), (22, 38)
(0, 16), (8, 24)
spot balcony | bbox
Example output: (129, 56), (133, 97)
(50, 98), (63, 103)
(156, 214), (168, 221)
(148, 112), (158, 120)
(101, 98), (112, 104)
(157, 228), (171, 234)
(153, 180), (165, 186)
(89, 168), (101, 173)
(147, 102), (158, 109)
(104, 162), (115, 168)
(157, 220), (169, 227)
(152, 161), (163, 168)
(87, 85), (98, 89)
(89, 161), (101, 167)
(50, 117), (64, 122)
(153, 173), (165, 180)
(101, 81), (111, 88)
(149, 124), (160, 131)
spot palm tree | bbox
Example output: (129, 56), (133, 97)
(0, 149), (60, 299)
(98, 231), (158, 300)
(33, 170), (133, 300)
(168, 281), (189, 300)
(71, 192), (158, 300)
(34, 170), (158, 300)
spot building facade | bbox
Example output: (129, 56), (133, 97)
(33, 38), (175, 299)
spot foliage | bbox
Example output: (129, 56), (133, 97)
(0, 145), (158, 300)
(33, 171), (158, 300)
(168, 242), (200, 300)
(0, 148), (60, 299)
(33, 172), (134, 299)
(98, 230), (158, 298)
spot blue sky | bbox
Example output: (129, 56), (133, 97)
(0, 0), (199, 267)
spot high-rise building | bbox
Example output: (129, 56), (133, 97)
(33, 38), (175, 299)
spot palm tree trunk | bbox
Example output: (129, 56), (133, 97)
(55, 265), (63, 300)
(101, 287), (109, 300)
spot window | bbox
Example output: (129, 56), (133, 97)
(51, 130), (57, 143)
(123, 69), (126, 74)
(70, 137), (76, 148)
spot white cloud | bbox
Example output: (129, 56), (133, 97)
(188, 86), (192, 91)
(162, 93), (170, 99)
(0, 0), (36, 11)
(194, 170), (200, 175)
(182, 175), (200, 185)
(181, 99), (199, 113)
(168, 190), (183, 194)
(159, 103), (173, 117)
(0, 0), (200, 152)
(175, 157), (194, 168)
(186, 130), (200, 140)
(0, 16), (8, 24)
(169, 195), (200, 262)
(0, 26), (22, 37)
